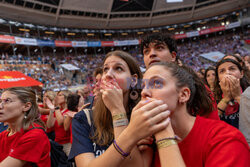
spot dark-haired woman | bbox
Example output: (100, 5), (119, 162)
(204, 67), (216, 93)
(222, 54), (250, 80)
(0, 87), (50, 167)
(136, 62), (249, 167)
(214, 59), (250, 128)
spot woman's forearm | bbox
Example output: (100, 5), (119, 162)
(158, 144), (186, 167)
(63, 116), (72, 131)
(38, 107), (50, 115)
(75, 129), (141, 167)
(54, 109), (64, 126)
(217, 98), (230, 116)
(46, 111), (55, 128)
(112, 108), (144, 167)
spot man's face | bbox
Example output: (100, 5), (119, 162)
(143, 42), (176, 69)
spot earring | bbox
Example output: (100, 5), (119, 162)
(24, 115), (27, 119)
(130, 90), (138, 100)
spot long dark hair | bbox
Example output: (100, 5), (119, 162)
(150, 62), (213, 116)
(92, 50), (143, 146)
(214, 59), (250, 101)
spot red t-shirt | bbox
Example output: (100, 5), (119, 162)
(153, 116), (249, 167)
(54, 109), (71, 144)
(0, 124), (51, 167)
(201, 85), (219, 120)
(39, 104), (54, 133)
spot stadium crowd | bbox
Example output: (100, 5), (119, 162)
(0, 31), (249, 90)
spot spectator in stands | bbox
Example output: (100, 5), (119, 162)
(222, 54), (250, 82)
(77, 84), (93, 105)
(214, 59), (250, 128)
(93, 67), (103, 102)
(46, 90), (72, 156)
(64, 93), (90, 144)
(69, 50), (166, 166)
(39, 90), (56, 140)
(196, 69), (205, 81)
(204, 67), (216, 93)
(0, 87), (51, 167)
(141, 62), (249, 167)
(141, 33), (219, 120)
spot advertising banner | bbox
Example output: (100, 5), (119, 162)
(101, 41), (114, 47)
(37, 39), (55, 47)
(72, 41), (88, 47)
(87, 41), (101, 47)
(55, 40), (72, 47)
(0, 35), (15, 44)
(14, 37), (37, 46)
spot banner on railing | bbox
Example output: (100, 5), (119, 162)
(0, 35), (15, 44)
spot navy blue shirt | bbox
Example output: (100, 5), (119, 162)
(68, 110), (109, 161)
(0, 123), (8, 133)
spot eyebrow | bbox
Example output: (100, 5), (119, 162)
(146, 75), (164, 81)
(103, 62), (126, 67)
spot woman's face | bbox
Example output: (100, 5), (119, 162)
(102, 55), (133, 93)
(0, 91), (25, 123)
(141, 65), (180, 112)
(93, 74), (102, 98)
(56, 91), (66, 105)
(218, 62), (243, 81)
(206, 70), (215, 85)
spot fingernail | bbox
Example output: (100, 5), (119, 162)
(166, 110), (171, 115)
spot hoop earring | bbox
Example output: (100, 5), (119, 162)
(130, 90), (138, 101)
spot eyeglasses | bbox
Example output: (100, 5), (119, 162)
(0, 98), (14, 106)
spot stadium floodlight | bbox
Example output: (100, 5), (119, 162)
(19, 28), (30, 32)
(45, 31), (55, 34)
(153, 30), (160, 33)
(166, 0), (183, 3)
(104, 33), (112, 36)
(67, 33), (76, 36)
(87, 33), (95, 36)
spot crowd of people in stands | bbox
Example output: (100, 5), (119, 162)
(0, 32), (249, 167)
(0, 31), (249, 91)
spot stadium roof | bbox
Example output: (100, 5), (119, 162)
(0, 0), (248, 29)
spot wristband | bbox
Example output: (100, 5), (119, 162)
(113, 119), (128, 128)
(113, 140), (130, 158)
(112, 113), (127, 121)
(156, 139), (177, 149)
(218, 107), (225, 113)
(50, 110), (55, 114)
(221, 98), (229, 105)
(156, 136), (178, 143)
(54, 106), (60, 110)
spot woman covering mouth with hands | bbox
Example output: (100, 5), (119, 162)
(138, 62), (249, 167)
